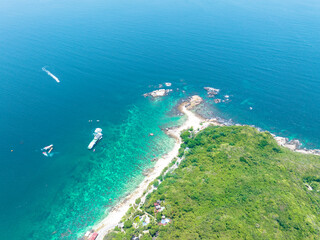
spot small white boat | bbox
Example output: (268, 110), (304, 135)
(42, 144), (53, 151)
(88, 128), (103, 150)
(41, 144), (54, 157)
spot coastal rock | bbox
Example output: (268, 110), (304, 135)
(164, 82), (172, 87)
(274, 137), (301, 150)
(204, 87), (220, 97)
(185, 95), (203, 110)
(296, 148), (320, 155)
(143, 89), (172, 98)
(286, 139), (302, 150)
(274, 136), (288, 146)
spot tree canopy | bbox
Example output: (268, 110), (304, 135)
(106, 126), (320, 240)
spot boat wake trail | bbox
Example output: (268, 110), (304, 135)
(42, 67), (60, 83)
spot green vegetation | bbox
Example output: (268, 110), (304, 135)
(123, 220), (132, 229)
(135, 198), (141, 205)
(105, 126), (320, 240)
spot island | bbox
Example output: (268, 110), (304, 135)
(88, 96), (320, 240)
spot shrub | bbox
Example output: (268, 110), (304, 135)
(141, 234), (153, 240)
(124, 220), (132, 229)
(272, 147), (281, 153)
(240, 156), (249, 164)
(156, 213), (162, 222)
(258, 139), (269, 148)
(153, 180), (159, 188)
(304, 176), (320, 183)
(135, 198), (141, 205)
(149, 225), (159, 236)
(181, 131), (190, 139)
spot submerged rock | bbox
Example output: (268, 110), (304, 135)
(143, 167), (154, 176)
(164, 82), (172, 87)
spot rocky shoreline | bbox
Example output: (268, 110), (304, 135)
(195, 86), (320, 156)
(272, 135), (320, 155)
(144, 83), (320, 156)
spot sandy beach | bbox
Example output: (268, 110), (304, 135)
(91, 96), (218, 240)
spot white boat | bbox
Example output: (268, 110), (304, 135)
(42, 144), (53, 151)
(88, 128), (103, 150)
(41, 144), (54, 157)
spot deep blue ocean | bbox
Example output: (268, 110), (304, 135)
(1, 0), (320, 239)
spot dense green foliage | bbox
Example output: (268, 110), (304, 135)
(106, 126), (320, 239)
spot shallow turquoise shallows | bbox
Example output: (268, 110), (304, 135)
(0, 0), (320, 239)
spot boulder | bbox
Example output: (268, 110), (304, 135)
(143, 89), (172, 98)
(185, 95), (203, 109)
(204, 87), (220, 97)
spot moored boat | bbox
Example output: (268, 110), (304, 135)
(88, 128), (103, 150)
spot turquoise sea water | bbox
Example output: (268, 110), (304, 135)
(1, 0), (320, 239)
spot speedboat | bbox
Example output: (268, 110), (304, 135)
(42, 144), (54, 157)
(88, 128), (103, 150)
(41, 144), (53, 151)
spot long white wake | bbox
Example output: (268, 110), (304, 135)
(42, 67), (60, 83)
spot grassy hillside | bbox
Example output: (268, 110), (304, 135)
(105, 126), (320, 240)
